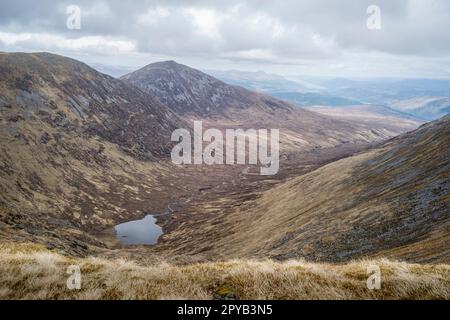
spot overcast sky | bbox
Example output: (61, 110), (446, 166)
(1, 0), (450, 78)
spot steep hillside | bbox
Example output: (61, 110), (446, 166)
(0, 52), (189, 253)
(121, 61), (292, 118)
(0, 52), (183, 160)
(162, 116), (449, 263)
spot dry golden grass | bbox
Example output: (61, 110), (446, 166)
(200, 117), (450, 263)
(0, 243), (448, 300)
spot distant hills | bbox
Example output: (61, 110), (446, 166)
(88, 63), (135, 78)
(390, 97), (450, 120)
(121, 60), (412, 150)
(206, 69), (308, 93)
(210, 70), (450, 120)
(209, 69), (362, 107)
(271, 92), (362, 106)
(322, 78), (450, 101)
(305, 105), (423, 135)
(320, 78), (450, 120)
(121, 61), (293, 118)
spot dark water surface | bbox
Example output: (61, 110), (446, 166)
(115, 215), (163, 245)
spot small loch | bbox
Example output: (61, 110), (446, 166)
(114, 215), (163, 245)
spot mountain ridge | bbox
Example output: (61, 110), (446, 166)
(0, 52), (185, 160)
(121, 60), (294, 118)
(121, 60), (418, 152)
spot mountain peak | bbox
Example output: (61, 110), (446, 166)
(159, 60), (179, 65)
(121, 59), (206, 83)
(121, 60), (297, 117)
(139, 60), (191, 72)
(150, 59), (180, 66)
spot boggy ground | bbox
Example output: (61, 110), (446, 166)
(0, 122), (370, 259)
(93, 142), (373, 262)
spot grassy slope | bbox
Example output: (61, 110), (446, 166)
(198, 117), (450, 263)
(0, 243), (448, 300)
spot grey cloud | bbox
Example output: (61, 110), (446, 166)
(0, 0), (449, 76)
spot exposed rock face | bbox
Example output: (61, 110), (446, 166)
(121, 60), (296, 118)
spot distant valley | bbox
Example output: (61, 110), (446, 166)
(211, 70), (450, 121)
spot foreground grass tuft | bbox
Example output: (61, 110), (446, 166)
(0, 243), (448, 300)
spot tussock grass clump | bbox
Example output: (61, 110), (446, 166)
(0, 243), (448, 300)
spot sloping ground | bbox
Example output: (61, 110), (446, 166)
(0, 52), (444, 267)
(0, 243), (448, 300)
(0, 52), (193, 253)
(0, 52), (184, 159)
(0, 129), (179, 254)
(121, 61), (410, 151)
(121, 60), (293, 117)
(177, 116), (449, 263)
